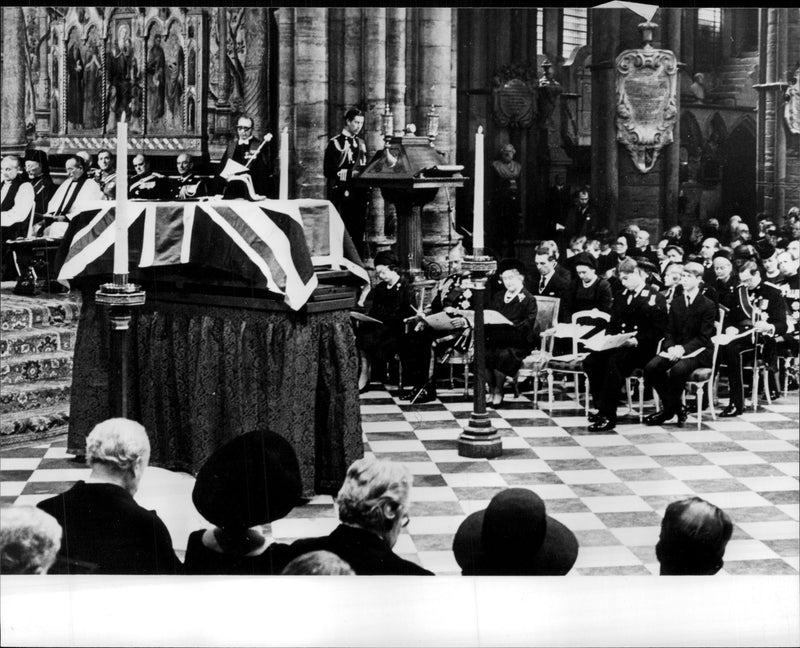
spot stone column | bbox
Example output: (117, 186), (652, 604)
(243, 8), (270, 135)
(277, 8), (295, 195)
(35, 7), (51, 140)
(418, 8), (455, 273)
(386, 9), (407, 133)
(756, 8), (789, 220)
(293, 8), (328, 199)
(364, 9), (387, 257)
(342, 9), (363, 116)
(590, 7), (619, 233)
(662, 8), (682, 230)
(1, 7), (28, 151)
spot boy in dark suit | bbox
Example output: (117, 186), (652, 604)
(644, 262), (717, 426)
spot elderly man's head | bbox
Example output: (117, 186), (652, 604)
(777, 251), (798, 276)
(700, 237), (720, 260)
(0, 506), (62, 574)
(656, 497), (733, 575)
(64, 156), (86, 181)
(132, 154), (149, 175)
(176, 153), (193, 176)
(86, 418), (150, 495)
(336, 457), (412, 548)
(1, 155), (23, 183)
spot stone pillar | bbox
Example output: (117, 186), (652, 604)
(590, 7), (620, 233)
(662, 8), (682, 230)
(215, 8), (232, 135)
(1, 7), (28, 152)
(386, 9), (407, 132)
(243, 8), (270, 135)
(277, 8), (295, 195)
(364, 9), (387, 257)
(34, 7), (51, 141)
(328, 8), (345, 127)
(293, 8), (328, 199)
(342, 9), (363, 116)
(756, 8), (789, 221)
(418, 8), (455, 273)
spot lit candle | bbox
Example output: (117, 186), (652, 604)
(472, 126), (484, 252)
(114, 117), (128, 277)
(279, 126), (289, 200)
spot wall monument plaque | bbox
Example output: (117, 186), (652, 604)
(615, 21), (677, 173)
(786, 64), (800, 136)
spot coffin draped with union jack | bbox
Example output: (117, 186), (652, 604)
(54, 198), (369, 310)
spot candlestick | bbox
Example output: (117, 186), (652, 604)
(279, 126), (289, 200)
(114, 118), (128, 276)
(472, 126), (485, 252)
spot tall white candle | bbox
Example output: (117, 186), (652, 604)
(473, 125), (485, 252)
(114, 118), (129, 276)
(279, 126), (289, 200)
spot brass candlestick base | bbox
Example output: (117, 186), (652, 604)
(458, 253), (502, 458)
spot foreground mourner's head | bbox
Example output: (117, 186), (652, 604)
(336, 457), (412, 549)
(85, 418), (151, 496)
(0, 505), (62, 574)
(192, 429), (302, 533)
(281, 550), (355, 576)
(655, 497), (733, 575)
(453, 488), (579, 576)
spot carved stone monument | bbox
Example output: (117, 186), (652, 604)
(492, 63), (537, 129)
(786, 64), (800, 136)
(615, 21), (678, 173)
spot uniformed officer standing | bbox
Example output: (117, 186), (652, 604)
(718, 260), (787, 416)
(644, 262), (717, 427)
(324, 108), (369, 257)
(584, 258), (668, 432)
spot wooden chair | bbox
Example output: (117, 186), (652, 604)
(682, 306), (726, 428)
(545, 309), (611, 414)
(514, 296), (560, 406)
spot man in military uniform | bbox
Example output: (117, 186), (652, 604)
(24, 150), (55, 221)
(775, 251), (799, 388)
(401, 245), (474, 403)
(718, 260), (787, 416)
(584, 258), (668, 432)
(324, 108), (369, 257)
(129, 154), (168, 200)
(218, 115), (275, 200)
(93, 149), (117, 199)
(171, 153), (208, 200)
(644, 262), (717, 427)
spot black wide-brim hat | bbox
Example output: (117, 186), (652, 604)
(453, 488), (579, 576)
(192, 430), (303, 530)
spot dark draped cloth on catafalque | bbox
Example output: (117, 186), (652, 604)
(68, 289), (363, 498)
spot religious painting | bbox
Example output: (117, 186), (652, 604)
(615, 25), (678, 173)
(51, 31), (60, 133)
(82, 26), (103, 130)
(146, 25), (167, 129)
(106, 19), (136, 132)
(163, 21), (185, 130)
(65, 27), (84, 129)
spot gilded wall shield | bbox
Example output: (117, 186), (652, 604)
(615, 43), (678, 173)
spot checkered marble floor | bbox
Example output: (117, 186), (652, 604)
(2, 385), (798, 576)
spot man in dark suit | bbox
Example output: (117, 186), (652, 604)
(528, 244), (572, 321)
(711, 250), (738, 311)
(699, 237), (721, 284)
(718, 260), (788, 415)
(644, 262), (717, 426)
(38, 418), (182, 575)
(324, 107), (369, 256)
(633, 229), (659, 266)
(545, 173), (571, 245)
(218, 114), (275, 199)
(24, 150), (55, 220)
(565, 187), (599, 240)
(584, 258), (668, 431)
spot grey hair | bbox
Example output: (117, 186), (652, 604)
(85, 418), (150, 474)
(336, 457), (411, 532)
(0, 505), (62, 574)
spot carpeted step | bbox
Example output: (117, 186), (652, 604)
(0, 405), (69, 442)
(1, 351), (74, 385)
(0, 325), (76, 359)
(0, 289), (81, 332)
(0, 380), (71, 414)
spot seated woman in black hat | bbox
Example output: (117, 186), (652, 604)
(185, 429), (303, 575)
(485, 258), (539, 407)
(355, 250), (417, 392)
(453, 488), (579, 575)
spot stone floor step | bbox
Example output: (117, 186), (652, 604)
(0, 404), (69, 443)
(0, 380), (71, 415)
(1, 351), (74, 385)
(1, 325), (77, 359)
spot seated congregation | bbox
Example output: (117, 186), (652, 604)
(1, 416), (734, 577)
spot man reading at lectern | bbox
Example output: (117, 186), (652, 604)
(324, 108), (369, 257)
(218, 115), (276, 200)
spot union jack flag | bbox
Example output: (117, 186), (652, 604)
(55, 198), (368, 311)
